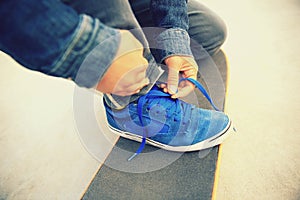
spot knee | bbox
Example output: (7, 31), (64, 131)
(187, 2), (227, 55)
(208, 17), (227, 55)
(190, 14), (227, 56)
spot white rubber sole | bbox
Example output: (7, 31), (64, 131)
(107, 119), (234, 152)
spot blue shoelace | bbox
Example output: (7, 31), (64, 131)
(127, 78), (220, 161)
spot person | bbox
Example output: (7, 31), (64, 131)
(0, 0), (233, 159)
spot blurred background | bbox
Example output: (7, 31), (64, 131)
(204, 0), (300, 199)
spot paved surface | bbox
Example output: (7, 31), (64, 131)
(202, 0), (300, 199)
(0, 53), (119, 199)
(0, 0), (299, 199)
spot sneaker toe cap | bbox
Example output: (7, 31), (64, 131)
(196, 110), (230, 142)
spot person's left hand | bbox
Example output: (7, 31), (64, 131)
(161, 55), (198, 98)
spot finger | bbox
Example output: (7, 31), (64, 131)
(135, 69), (148, 83)
(159, 83), (167, 89)
(116, 77), (149, 95)
(113, 87), (142, 96)
(171, 81), (194, 99)
(167, 67), (179, 95)
(181, 65), (198, 79)
(119, 64), (147, 87)
(128, 77), (149, 92)
(113, 90), (139, 97)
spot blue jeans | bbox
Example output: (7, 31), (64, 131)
(130, 0), (227, 55)
(1, 0), (226, 108)
(62, 0), (226, 55)
(62, 0), (227, 107)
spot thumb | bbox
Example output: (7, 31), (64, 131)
(167, 67), (179, 95)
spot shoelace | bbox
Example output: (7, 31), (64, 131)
(127, 78), (220, 161)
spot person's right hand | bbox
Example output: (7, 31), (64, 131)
(96, 30), (149, 96)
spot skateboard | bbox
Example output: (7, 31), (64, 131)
(82, 50), (229, 200)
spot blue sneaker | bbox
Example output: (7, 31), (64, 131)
(104, 78), (234, 160)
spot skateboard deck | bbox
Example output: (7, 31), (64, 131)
(82, 50), (229, 200)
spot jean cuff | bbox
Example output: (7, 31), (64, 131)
(49, 14), (121, 88)
(154, 28), (194, 63)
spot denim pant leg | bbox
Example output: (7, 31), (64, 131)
(130, 0), (227, 56)
(61, 0), (163, 109)
(130, 0), (227, 101)
(130, 0), (227, 88)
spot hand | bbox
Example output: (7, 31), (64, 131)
(161, 55), (198, 98)
(96, 30), (149, 96)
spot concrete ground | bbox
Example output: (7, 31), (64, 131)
(0, 52), (119, 199)
(0, 0), (299, 199)
(202, 0), (300, 199)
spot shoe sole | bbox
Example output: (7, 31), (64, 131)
(106, 119), (234, 152)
